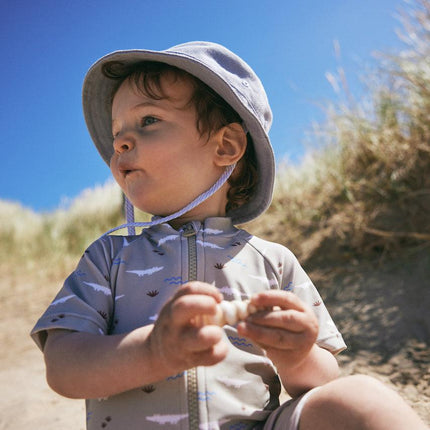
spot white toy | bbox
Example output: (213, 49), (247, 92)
(195, 299), (278, 326)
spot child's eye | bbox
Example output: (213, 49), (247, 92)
(141, 116), (159, 127)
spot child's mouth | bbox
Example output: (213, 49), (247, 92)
(118, 161), (139, 178)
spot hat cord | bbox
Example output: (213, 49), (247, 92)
(104, 163), (236, 236)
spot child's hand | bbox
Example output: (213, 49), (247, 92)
(236, 291), (319, 370)
(147, 281), (229, 376)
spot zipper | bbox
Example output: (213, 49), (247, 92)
(182, 223), (199, 430)
(183, 223), (198, 281)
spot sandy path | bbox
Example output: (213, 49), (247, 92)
(0, 347), (84, 430)
(0, 273), (83, 430)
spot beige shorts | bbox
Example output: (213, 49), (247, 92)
(263, 387), (321, 430)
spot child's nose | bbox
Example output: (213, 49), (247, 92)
(113, 133), (135, 154)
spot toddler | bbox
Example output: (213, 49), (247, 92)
(31, 41), (428, 430)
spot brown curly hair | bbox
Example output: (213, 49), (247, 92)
(102, 60), (258, 213)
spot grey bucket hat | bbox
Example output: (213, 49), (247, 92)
(82, 41), (275, 224)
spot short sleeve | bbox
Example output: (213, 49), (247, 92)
(281, 249), (347, 354)
(30, 237), (116, 351)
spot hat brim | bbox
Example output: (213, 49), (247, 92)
(82, 47), (275, 224)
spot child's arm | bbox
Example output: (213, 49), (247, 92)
(45, 326), (161, 399)
(44, 282), (228, 399)
(236, 290), (340, 398)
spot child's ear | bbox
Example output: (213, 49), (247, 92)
(213, 123), (247, 167)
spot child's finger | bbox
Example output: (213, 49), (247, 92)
(173, 281), (223, 302)
(247, 309), (314, 333)
(250, 290), (306, 312)
(175, 325), (228, 367)
(170, 293), (220, 326)
(237, 320), (316, 351)
(190, 341), (229, 367)
(183, 325), (225, 352)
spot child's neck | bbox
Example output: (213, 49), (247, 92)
(163, 187), (229, 230)
(167, 212), (226, 230)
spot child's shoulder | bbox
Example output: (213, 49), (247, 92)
(241, 230), (297, 261)
(84, 233), (143, 260)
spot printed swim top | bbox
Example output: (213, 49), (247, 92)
(31, 217), (346, 430)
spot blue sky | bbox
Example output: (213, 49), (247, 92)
(1, 0), (406, 212)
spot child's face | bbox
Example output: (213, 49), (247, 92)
(110, 73), (228, 224)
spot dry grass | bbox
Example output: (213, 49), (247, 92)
(248, 0), (430, 265)
(0, 181), (124, 282)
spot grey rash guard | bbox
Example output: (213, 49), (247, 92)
(31, 217), (346, 430)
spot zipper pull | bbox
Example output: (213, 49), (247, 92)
(182, 223), (197, 237)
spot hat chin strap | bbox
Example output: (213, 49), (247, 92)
(104, 163), (236, 236)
